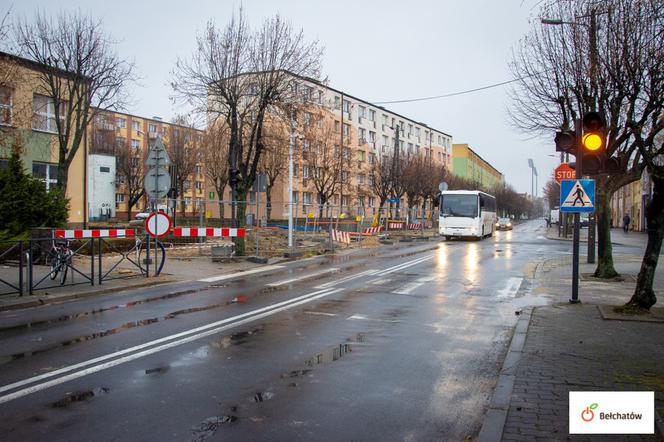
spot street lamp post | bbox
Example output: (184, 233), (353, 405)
(288, 112), (296, 250)
(527, 158), (535, 198)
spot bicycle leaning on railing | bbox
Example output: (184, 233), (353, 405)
(49, 240), (74, 285)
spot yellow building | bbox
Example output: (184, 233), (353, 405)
(88, 110), (205, 220)
(611, 177), (645, 231)
(451, 143), (503, 190)
(0, 51), (87, 226)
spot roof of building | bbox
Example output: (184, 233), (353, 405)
(288, 71), (453, 139)
(0, 50), (91, 83)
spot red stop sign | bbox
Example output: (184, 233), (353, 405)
(555, 163), (576, 184)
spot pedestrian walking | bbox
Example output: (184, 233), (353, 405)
(623, 213), (631, 233)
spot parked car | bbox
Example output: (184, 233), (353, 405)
(135, 212), (151, 220)
(495, 217), (513, 231)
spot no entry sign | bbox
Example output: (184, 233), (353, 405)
(145, 212), (172, 238)
(555, 163), (576, 184)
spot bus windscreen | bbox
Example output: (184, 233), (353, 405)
(440, 194), (478, 218)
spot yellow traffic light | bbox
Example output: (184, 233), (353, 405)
(582, 133), (603, 151)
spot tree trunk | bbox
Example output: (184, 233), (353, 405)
(626, 169), (663, 310)
(265, 187), (272, 221)
(234, 187), (247, 256)
(218, 201), (225, 225)
(593, 185), (619, 278)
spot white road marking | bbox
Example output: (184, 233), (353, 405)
(266, 268), (339, 287)
(0, 287), (344, 403)
(392, 282), (423, 295)
(373, 255), (433, 276)
(198, 265), (284, 282)
(416, 276), (436, 283)
(347, 314), (369, 320)
(314, 269), (379, 289)
(368, 278), (393, 285)
(303, 311), (337, 317)
(497, 277), (523, 298)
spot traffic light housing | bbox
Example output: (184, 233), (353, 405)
(580, 112), (606, 175)
(555, 130), (576, 154)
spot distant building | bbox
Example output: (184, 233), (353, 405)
(87, 110), (204, 220)
(451, 143), (503, 189)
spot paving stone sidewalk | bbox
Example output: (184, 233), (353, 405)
(485, 235), (664, 441)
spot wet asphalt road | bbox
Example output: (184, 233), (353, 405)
(0, 220), (569, 441)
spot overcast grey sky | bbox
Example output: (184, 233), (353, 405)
(7, 0), (559, 195)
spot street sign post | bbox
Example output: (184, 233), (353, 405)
(554, 163), (576, 185)
(560, 179), (595, 213)
(144, 136), (172, 277)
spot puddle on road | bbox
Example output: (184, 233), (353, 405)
(190, 415), (238, 442)
(253, 391), (275, 402)
(211, 326), (265, 350)
(4, 302), (237, 364)
(50, 387), (109, 408)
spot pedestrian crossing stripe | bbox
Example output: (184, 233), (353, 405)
(560, 179), (595, 213)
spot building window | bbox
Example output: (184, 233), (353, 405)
(0, 86), (12, 125)
(368, 175), (375, 186)
(303, 192), (312, 205)
(368, 153), (376, 164)
(115, 193), (125, 203)
(341, 171), (349, 182)
(382, 135), (389, 147)
(32, 162), (58, 190)
(33, 94), (64, 133)
(369, 131), (376, 144)
(341, 195), (349, 207)
(303, 141), (310, 151)
(358, 105), (366, 119)
(357, 151), (365, 162)
(185, 197), (191, 207)
(132, 121), (140, 132)
(196, 165), (202, 175)
(343, 124), (350, 138)
(357, 174), (365, 185)
(303, 165), (310, 179)
(131, 139), (140, 150)
(369, 109), (375, 122)
(303, 111), (311, 126)
(195, 181), (203, 191)
(334, 96), (340, 109)
(116, 118), (126, 129)
(358, 127), (366, 143)
(148, 123), (157, 134)
(116, 137), (126, 148)
(343, 148), (350, 160)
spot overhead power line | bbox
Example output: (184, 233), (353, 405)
(373, 73), (540, 105)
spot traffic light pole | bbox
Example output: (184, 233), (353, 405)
(570, 118), (582, 304)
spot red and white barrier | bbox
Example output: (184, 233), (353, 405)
(408, 223), (423, 230)
(171, 227), (245, 237)
(363, 226), (384, 235)
(388, 222), (404, 229)
(331, 229), (351, 244)
(55, 229), (136, 239)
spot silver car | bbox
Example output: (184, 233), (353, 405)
(495, 217), (513, 230)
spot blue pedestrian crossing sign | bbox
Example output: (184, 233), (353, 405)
(560, 179), (595, 213)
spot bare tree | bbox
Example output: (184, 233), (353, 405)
(258, 119), (289, 221)
(167, 115), (200, 218)
(300, 112), (346, 218)
(543, 176), (560, 212)
(172, 8), (323, 254)
(508, 0), (662, 279)
(370, 153), (394, 221)
(115, 139), (144, 220)
(14, 10), (134, 195)
(201, 124), (230, 222)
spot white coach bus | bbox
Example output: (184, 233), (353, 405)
(438, 190), (497, 240)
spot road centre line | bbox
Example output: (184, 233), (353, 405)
(0, 287), (344, 405)
(266, 268), (340, 287)
(314, 269), (379, 289)
(198, 265), (285, 282)
(373, 255), (433, 276)
(0, 286), (341, 398)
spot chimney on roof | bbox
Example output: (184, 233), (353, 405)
(153, 116), (163, 121)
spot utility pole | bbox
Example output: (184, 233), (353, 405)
(339, 94), (345, 216)
(391, 124), (400, 218)
(587, 8), (598, 264)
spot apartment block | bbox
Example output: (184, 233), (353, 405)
(0, 51), (87, 226)
(451, 143), (503, 190)
(208, 71), (453, 221)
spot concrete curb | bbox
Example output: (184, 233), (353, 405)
(477, 307), (533, 442)
(0, 277), (179, 312)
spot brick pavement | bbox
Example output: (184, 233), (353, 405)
(501, 304), (663, 441)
